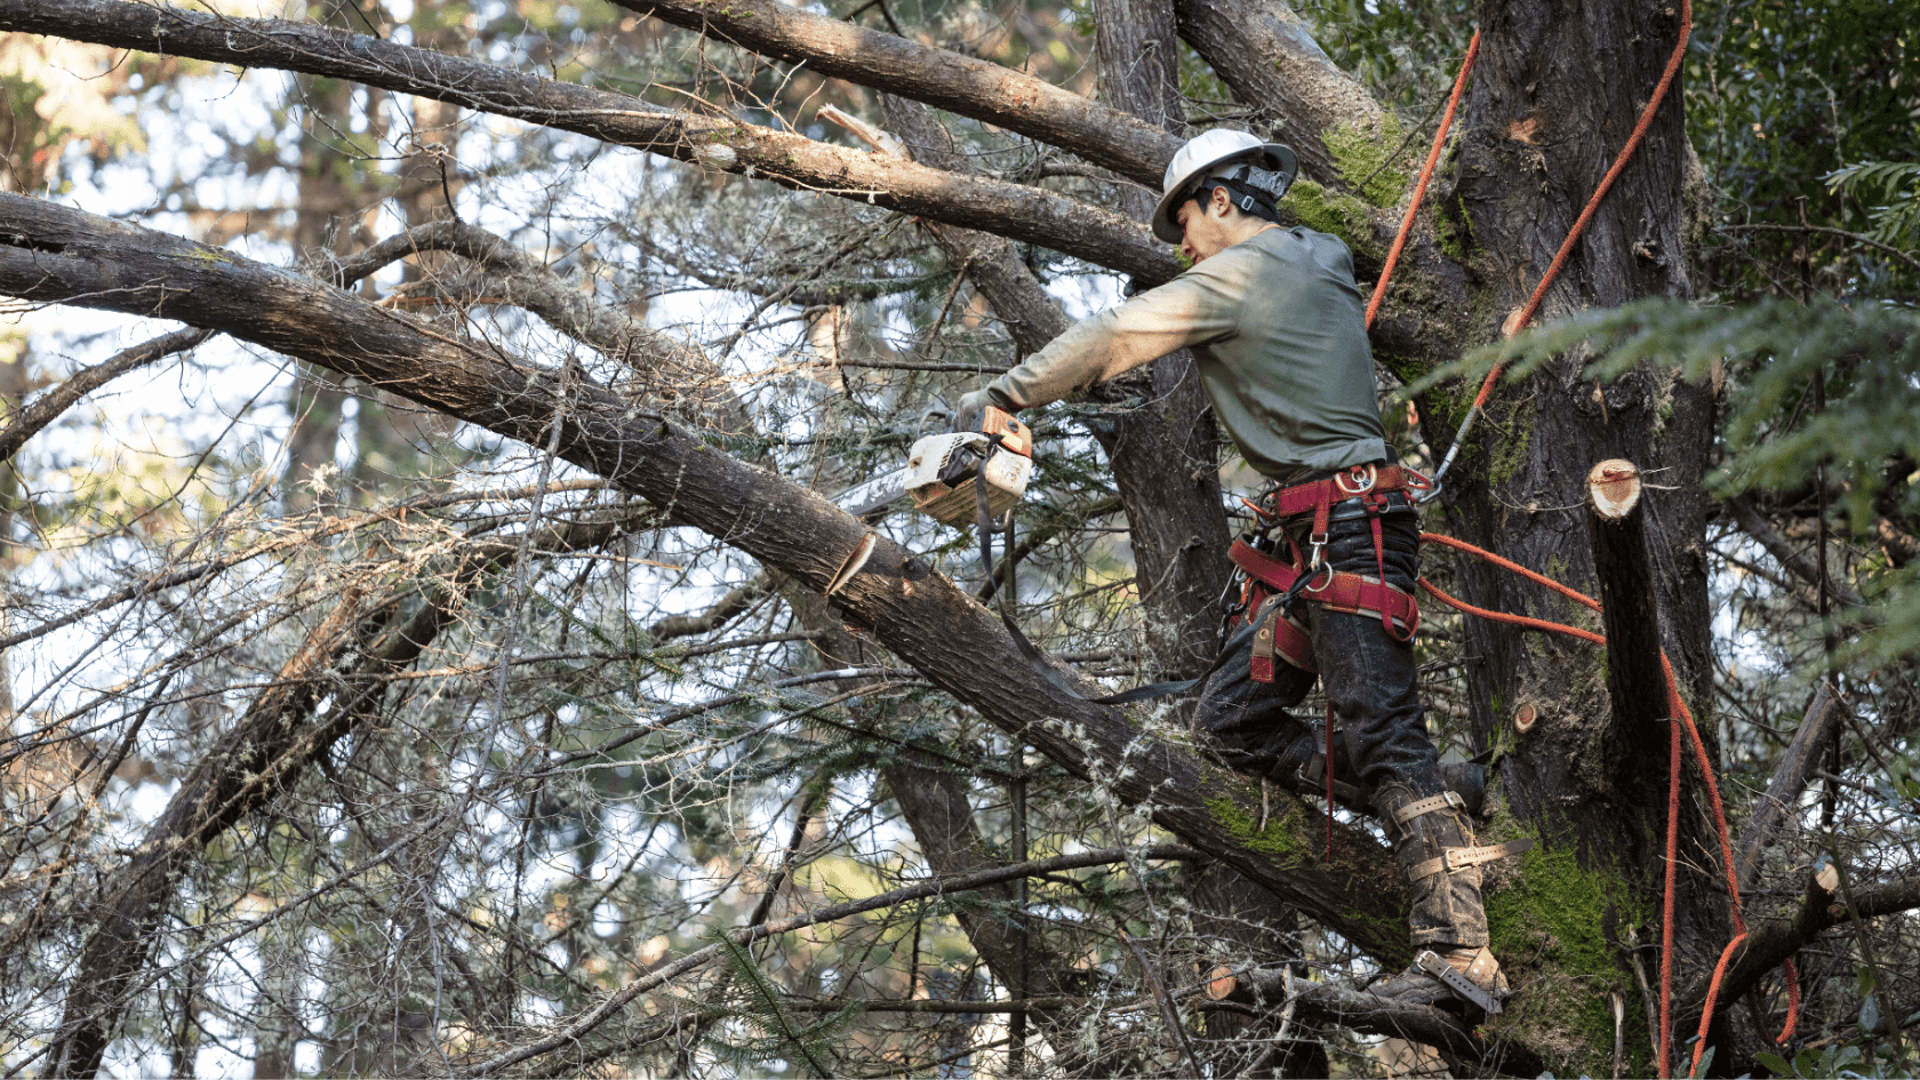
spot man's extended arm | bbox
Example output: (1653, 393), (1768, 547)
(975, 254), (1248, 412)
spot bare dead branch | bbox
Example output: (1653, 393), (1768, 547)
(0, 0), (1184, 286)
(1734, 684), (1846, 890)
(1724, 493), (1867, 607)
(0, 327), (212, 461)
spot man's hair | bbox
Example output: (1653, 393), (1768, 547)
(1191, 181), (1280, 225)
(1187, 160), (1291, 225)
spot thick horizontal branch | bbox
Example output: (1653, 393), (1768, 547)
(0, 0), (1181, 285)
(1290, 981), (1541, 1075)
(0, 193), (1411, 1028)
(622, 0), (1179, 187)
(1171, 0), (1385, 189)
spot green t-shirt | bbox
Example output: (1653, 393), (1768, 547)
(983, 226), (1386, 482)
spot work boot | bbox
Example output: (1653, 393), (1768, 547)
(1367, 946), (1509, 1014)
(1364, 783), (1530, 1015)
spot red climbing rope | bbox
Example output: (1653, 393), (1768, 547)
(1421, 533), (1602, 615)
(1366, 30), (1481, 332)
(1348, 3), (1807, 1061)
(1414, 532), (1799, 1073)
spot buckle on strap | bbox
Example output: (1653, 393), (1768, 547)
(1415, 950), (1504, 1016)
(1410, 838), (1536, 881)
(1389, 791), (1466, 829)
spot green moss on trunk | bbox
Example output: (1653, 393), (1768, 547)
(1283, 180), (1385, 262)
(1484, 836), (1650, 1078)
(1323, 115), (1409, 209)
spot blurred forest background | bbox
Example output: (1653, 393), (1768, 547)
(0, 0), (1915, 1075)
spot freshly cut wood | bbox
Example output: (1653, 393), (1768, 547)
(1585, 459), (1670, 754)
(1204, 964), (1288, 1004)
(1816, 860), (1841, 895)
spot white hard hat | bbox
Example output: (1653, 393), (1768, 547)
(1151, 129), (1298, 243)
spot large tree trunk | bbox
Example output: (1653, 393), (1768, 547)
(1415, 0), (1731, 1071)
(1092, 0), (1233, 681)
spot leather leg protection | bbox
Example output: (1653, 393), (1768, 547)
(1364, 783), (1528, 1014)
(1377, 783), (1491, 950)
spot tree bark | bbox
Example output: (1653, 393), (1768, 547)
(1092, 0), (1232, 680)
(1430, 0), (1727, 1070)
(1172, 0), (1385, 189)
(619, 0), (1180, 187)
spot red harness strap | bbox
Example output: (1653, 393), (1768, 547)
(1231, 539), (1419, 635)
(1264, 464), (1432, 566)
(1226, 465), (1425, 684)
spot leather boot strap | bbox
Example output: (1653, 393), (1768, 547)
(1389, 791), (1467, 829)
(1410, 838), (1535, 882)
(1415, 950), (1504, 1015)
(1459, 946), (1503, 988)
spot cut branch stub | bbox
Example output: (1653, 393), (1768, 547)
(1585, 459), (1670, 763)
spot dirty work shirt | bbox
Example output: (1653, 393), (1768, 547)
(981, 226), (1385, 482)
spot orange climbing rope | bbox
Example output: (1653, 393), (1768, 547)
(1413, 533), (1800, 1074)
(1365, 29), (1481, 332)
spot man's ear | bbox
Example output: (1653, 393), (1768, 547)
(1209, 185), (1235, 218)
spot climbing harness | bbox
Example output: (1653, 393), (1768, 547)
(1228, 464), (1431, 664)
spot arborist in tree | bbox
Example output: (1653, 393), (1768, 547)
(955, 128), (1526, 1015)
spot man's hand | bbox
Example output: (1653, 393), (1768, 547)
(954, 389), (990, 436)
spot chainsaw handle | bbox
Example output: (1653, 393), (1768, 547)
(978, 406), (1033, 457)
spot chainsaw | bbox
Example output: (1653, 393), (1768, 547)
(833, 405), (1035, 527)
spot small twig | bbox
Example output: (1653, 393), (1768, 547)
(1122, 932), (1206, 1079)
(840, 0), (903, 36)
(1716, 222), (1920, 275)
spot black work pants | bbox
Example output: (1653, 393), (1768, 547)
(1192, 507), (1444, 798)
